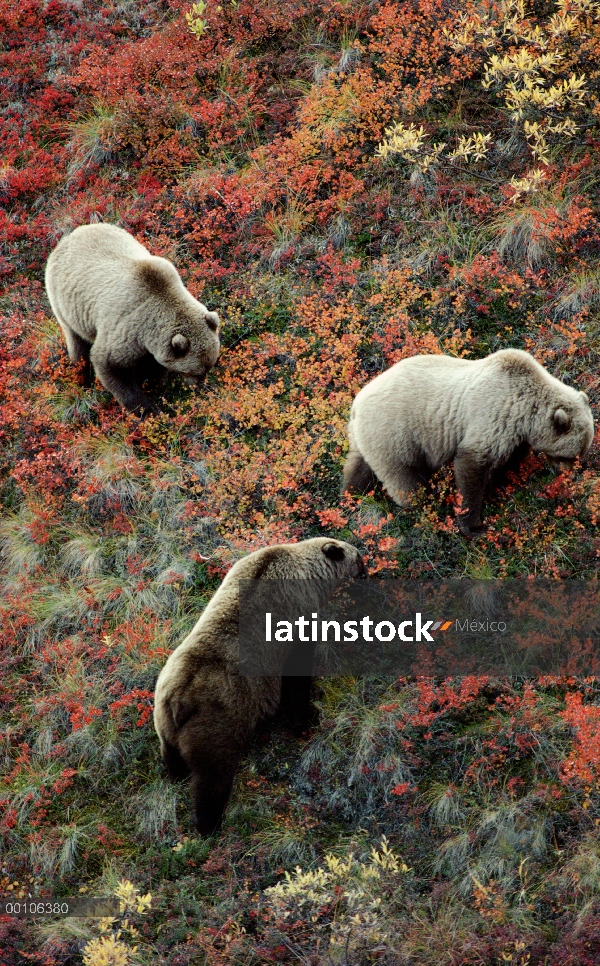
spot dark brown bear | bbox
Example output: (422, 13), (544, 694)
(153, 538), (365, 835)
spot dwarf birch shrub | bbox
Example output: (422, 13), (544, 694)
(81, 879), (152, 966)
(378, 0), (598, 184)
(264, 837), (411, 955)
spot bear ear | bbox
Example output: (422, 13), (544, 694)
(553, 408), (571, 433)
(322, 542), (345, 562)
(171, 333), (190, 356)
(580, 391), (589, 404)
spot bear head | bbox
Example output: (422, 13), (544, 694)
(279, 537), (367, 581)
(165, 302), (221, 385)
(137, 259), (221, 381)
(242, 537), (367, 583)
(529, 385), (594, 466)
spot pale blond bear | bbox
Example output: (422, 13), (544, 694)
(343, 349), (594, 536)
(45, 223), (220, 415)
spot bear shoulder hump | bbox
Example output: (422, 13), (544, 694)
(134, 257), (179, 298)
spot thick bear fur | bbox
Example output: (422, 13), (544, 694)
(342, 349), (594, 537)
(153, 537), (366, 835)
(45, 223), (220, 416)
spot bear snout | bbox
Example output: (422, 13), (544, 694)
(553, 456), (575, 470)
(356, 557), (368, 578)
(199, 338), (220, 374)
(583, 426), (595, 457)
(183, 345), (220, 384)
(184, 374), (205, 388)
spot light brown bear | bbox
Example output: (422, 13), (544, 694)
(153, 537), (365, 835)
(342, 349), (594, 537)
(45, 223), (220, 416)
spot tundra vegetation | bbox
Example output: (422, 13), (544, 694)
(2, 0), (600, 962)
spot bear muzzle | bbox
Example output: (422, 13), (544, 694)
(548, 456), (576, 471)
(184, 348), (220, 385)
(184, 368), (214, 388)
(184, 374), (204, 388)
(548, 441), (590, 470)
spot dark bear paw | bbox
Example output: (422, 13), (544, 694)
(457, 520), (486, 539)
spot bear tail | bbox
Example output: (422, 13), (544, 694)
(162, 739), (191, 783)
(341, 447), (377, 496)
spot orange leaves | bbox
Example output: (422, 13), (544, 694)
(409, 675), (491, 729)
(523, 318), (589, 364)
(367, 263), (424, 306)
(585, 475), (600, 527)
(561, 692), (600, 785)
(369, 0), (460, 95)
(68, 703), (103, 732)
(109, 687), (155, 729)
(377, 536), (399, 552)
(451, 252), (527, 315)
(4, 2), (600, 952)
(183, 290), (371, 542)
(316, 508), (348, 528)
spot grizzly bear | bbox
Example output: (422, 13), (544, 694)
(153, 538), (366, 835)
(45, 223), (220, 416)
(342, 349), (594, 537)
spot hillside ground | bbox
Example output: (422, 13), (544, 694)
(3, 1), (600, 963)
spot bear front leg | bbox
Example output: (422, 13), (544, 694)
(279, 676), (317, 734)
(453, 450), (492, 537)
(60, 324), (93, 387)
(383, 463), (426, 507)
(131, 353), (169, 389)
(160, 738), (191, 782)
(90, 345), (159, 417)
(279, 642), (317, 734)
(191, 761), (237, 836)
